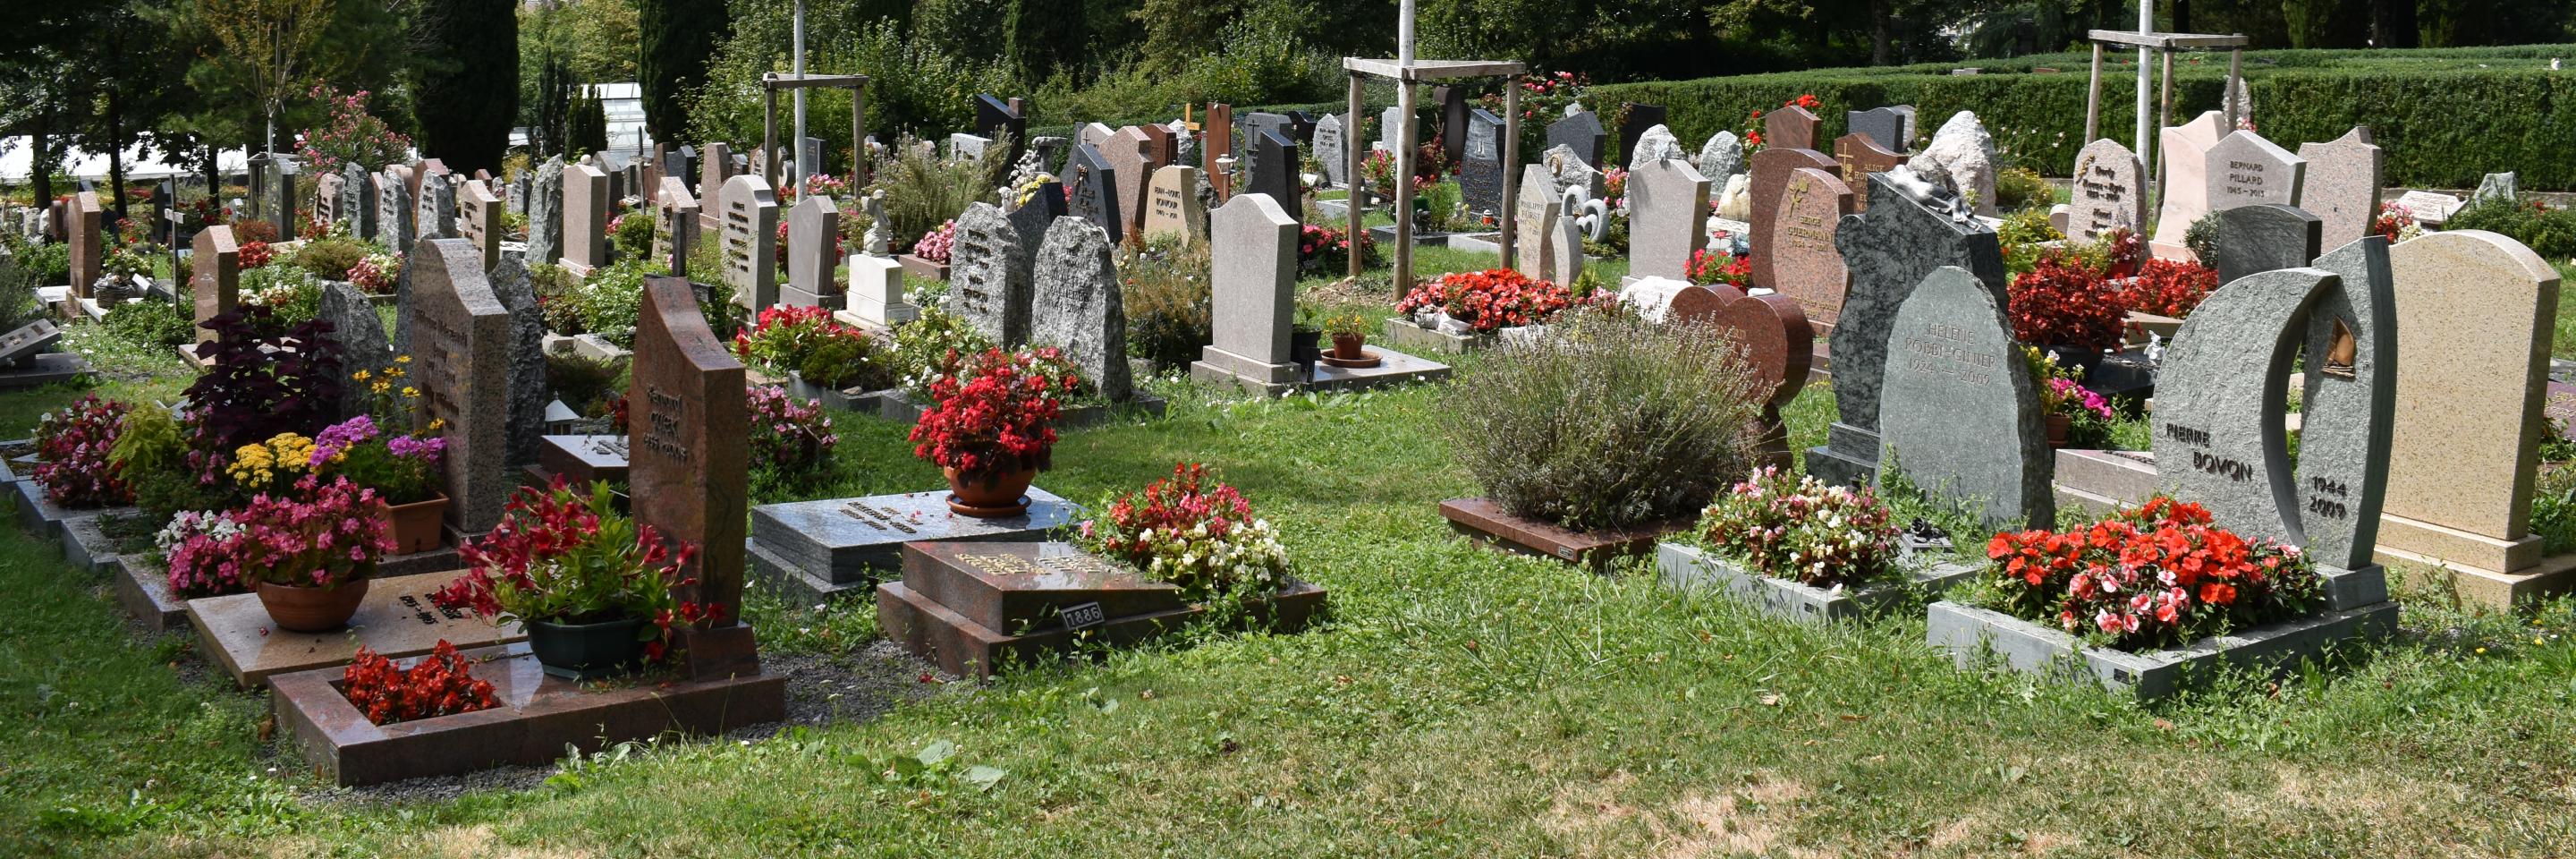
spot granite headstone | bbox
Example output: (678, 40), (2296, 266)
(1877, 265), (2051, 530)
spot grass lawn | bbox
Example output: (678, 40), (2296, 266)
(8, 259), (2576, 857)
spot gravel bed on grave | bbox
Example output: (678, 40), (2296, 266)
(304, 642), (953, 805)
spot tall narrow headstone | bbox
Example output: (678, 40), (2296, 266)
(1314, 114), (1346, 189)
(1808, 173), (2004, 487)
(1203, 103), (1234, 200)
(1513, 165), (1561, 282)
(717, 174), (780, 310)
(1435, 87), (1470, 163)
(67, 192), (101, 295)
(1144, 165), (1208, 246)
(2207, 129), (2306, 211)
(458, 179), (503, 272)
(1065, 143), (1123, 243)
(1877, 266), (2051, 529)
(316, 172), (343, 228)
(653, 177), (699, 276)
(1191, 193), (1301, 390)
(415, 173), (456, 242)
(318, 281), (393, 420)
(1102, 126), (1157, 239)
(380, 166), (416, 255)
(190, 225), (239, 347)
(2068, 138), (2148, 241)
(2212, 204), (2323, 284)
(628, 274), (753, 653)
(1030, 219), (1131, 402)
(1547, 109), (1606, 171)
(949, 203), (1031, 346)
(1458, 109), (1505, 217)
(698, 142), (737, 236)
(526, 158), (563, 269)
(347, 163), (377, 240)
(409, 237), (514, 534)
(268, 157), (299, 240)
(1767, 167), (1855, 327)
(975, 94), (1028, 164)
(561, 164), (610, 276)
(489, 257), (549, 471)
(2300, 236), (2398, 573)
(784, 194), (840, 308)
(1245, 128), (1302, 222)
(1617, 103), (1669, 167)
(2297, 127), (2385, 251)
(1377, 106), (1403, 157)
(2152, 111), (2228, 252)
(1625, 159), (1709, 281)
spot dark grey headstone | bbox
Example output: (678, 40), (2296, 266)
(489, 257), (549, 471)
(1006, 182), (1067, 266)
(1245, 129), (1301, 225)
(1459, 109), (1505, 217)
(976, 94), (1027, 165)
(1239, 113), (1293, 161)
(1846, 106), (1917, 154)
(527, 157), (564, 268)
(1877, 266), (2051, 530)
(318, 282), (393, 420)
(2213, 204), (2323, 285)
(340, 163), (369, 236)
(0, 319), (64, 366)
(1065, 144), (1123, 244)
(750, 488), (1079, 584)
(1547, 110), (1607, 171)
(2298, 236), (2397, 571)
(1436, 87), (1470, 163)
(1809, 172), (2004, 486)
(1030, 218), (1131, 402)
(950, 202), (1031, 346)
(1616, 104), (1667, 169)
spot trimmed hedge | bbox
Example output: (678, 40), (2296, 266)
(1021, 44), (2576, 191)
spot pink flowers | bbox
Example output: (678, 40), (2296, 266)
(2048, 378), (2115, 422)
(912, 220), (957, 264)
(168, 476), (394, 593)
(32, 395), (131, 507)
(747, 385), (837, 469)
(1695, 465), (1902, 587)
(1398, 269), (1577, 333)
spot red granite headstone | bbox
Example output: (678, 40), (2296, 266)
(190, 225), (240, 347)
(1747, 147), (1840, 298)
(628, 275), (756, 678)
(1669, 283), (1814, 468)
(1764, 106), (1823, 153)
(1766, 166), (1855, 327)
(1833, 132), (1906, 212)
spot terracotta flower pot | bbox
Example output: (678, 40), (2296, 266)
(945, 465), (1037, 517)
(257, 577), (372, 633)
(2045, 413), (2072, 448)
(526, 616), (649, 680)
(1330, 333), (1367, 360)
(378, 493), (449, 556)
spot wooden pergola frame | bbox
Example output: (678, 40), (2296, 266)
(2082, 30), (2249, 202)
(760, 72), (870, 195)
(1341, 57), (1527, 293)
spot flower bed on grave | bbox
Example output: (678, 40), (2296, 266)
(732, 305), (900, 411)
(1386, 268), (1580, 354)
(1658, 467), (1976, 623)
(1928, 498), (2398, 699)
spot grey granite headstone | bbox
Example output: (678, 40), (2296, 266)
(950, 202), (1031, 346)
(1809, 171), (2004, 487)
(1030, 218), (1131, 402)
(1624, 158), (1709, 281)
(1542, 144), (1606, 200)
(1065, 143), (1123, 244)
(1547, 109), (1606, 171)
(1379, 106), (1405, 157)
(527, 158), (564, 269)
(1696, 132), (1745, 188)
(750, 488), (1078, 585)
(561, 164), (610, 272)
(1626, 124), (1682, 170)
(409, 238), (513, 533)
(1314, 114), (1346, 189)
(318, 282), (392, 420)
(1549, 209), (1585, 286)
(1846, 106), (1916, 154)
(1191, 192), (1301, 388)
(379, 165), (416, 251)
(2296, 127), (2384, 251)
(1877, 266), (2051, 530)
(716, 174), (780, 310)
(341, 162), (369, 235)
(1005, 182), (1066, 264)
(1514, 165), (1561, 281)
(784, 194), (840, 307)
(1906, 112), (1998, 217)
(949, 133), (991, 163)
(0, 319), (64, 365)
(2474, 172), (2517, 205)
(2213, 204), (2323, 285)
(509, 171), (531, 219)
(489, 256), (549, 471)
(2067, 138), (2147, 242)
(2207, 129), (2306, 211)
(2299, 236), (2397, 572)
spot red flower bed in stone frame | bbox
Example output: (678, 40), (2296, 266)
(1983, 498), (2322, 651)
(341, 641), (498, 726)
(1396, 268), (1575, 333)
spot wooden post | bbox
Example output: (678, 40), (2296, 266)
(1346, 72), (1366, 283)
(761, 81), (779, 190)
(1394, 77), (1417, 295)
(2224, 49), (2243, 129)
(2084, 42), (2105, 143)
(2156, 47), (2174, 200)
(1499, 72), (1521, 272)
(851, 84), (869, 187)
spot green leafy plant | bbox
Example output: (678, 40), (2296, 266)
(1693, 465), (1902, 588)
(1994, 166), (2053, 212)
(293, 237), (369, 281)
(1996, 207), (2063, 279)
(547, 353), (628, 416)
(239, 266), (324, 330)
(575, 262), (651, 346)
(1440, 306), (1766, 532)
(1120, 234), (1213, 370)
(103, 302), (192, 348)
(2529, 464), (2576, 557)
(868, 135), (1006, 249)
(890, 306), (996, 400)
(2184, 211), (2224, 263)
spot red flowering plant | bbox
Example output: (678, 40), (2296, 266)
(238, 240), (275, 269)
(293, 85), (411, 175)
(912, 220), (956, 264)
(434, 480), (716, 661)
(2095, 227), (2145, 279)
(732, 304), (858, 377)
(341, 641), (498, 726)
(2372, 200), (2419, 242)
(33, 395), (132, 506)
(1396, 268), (1577, 333)
(2122, 258), (2218, 319)
(2006, 250), (2126, 353)
(231, 475), (397, 589)
(1684, 247), (1751, 288)
(1983, 497), (2321, 651)
(1297, 223), (1375, 273)
(1077, 463), (1292, 601)
(908, 347), (1084, 476)
(1693, 465), (1902, 589)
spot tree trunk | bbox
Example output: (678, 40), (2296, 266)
(2174, 0), (2191, 33)
(30, 109), (53, 212)
(1869, 0), (1893, 64)
(107, 92), (128, 227)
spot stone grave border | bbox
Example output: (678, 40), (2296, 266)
(1928, 599), (2398, 700)
(1438, 497), (1690, 572)
(1657, 543), (1979, 624)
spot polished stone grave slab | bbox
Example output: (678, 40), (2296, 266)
(1438, 497), (1691, 572)
(188, 569), (525, 687)
(748, 487), (1080, 602)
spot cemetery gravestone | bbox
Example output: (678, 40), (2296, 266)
(316, 173), (343, 228)
(1907, 112), (1998, 217)
(1458, 110), (1505, 217)
(347, 163), (376, 240)
(562, 164), (611, 276)
(629, 274), (756, 663)
(718, 175), (780, 310)
(2297, 127), (2384, 251)
(2213, 204), (2323, 284)
(2067, 138), (2148, 242)
(2207, 130), (2306, 211)
(491, 258), (549, 471)
(1314, 114), (1346, 188)
(1192, 193), (1302, 391)
(1832, 133), (1905, 212)
(1763, 106), (1822, 153)
(1204, 104), (1234, 199)
(1030, 219), (1132, 402)
(2378, 231), (2562, 585)
(458, 180), (503, 271)
(1749, 147), (1843, 292)
(1006, 182), (1067, 265)
(1547, 110), (1607, 171)
(2300, 236), (2398, 574)
(1514, 165), (1561, 282)
(1548, 208), (1585, 287)
(2152, 111), (2228, 252)
(698, 142), (736, 236)
(1144, 165), (1208, 246)
(2475, 173), (2517, 204)
(1246, 129), (1302, 223)
(784, 195), (840, 308)
(1065, 144), (1123, 243)
(318, 281), (394, 420)
(1809, 172), (2004, 487)
(976, 94), (1027, 164)
(268, 157), (298, 240)
(379, 166), (415, 255)
(1436, 88), (1470, 163)
(1877, 266), (2052, 530)
(1666, 284), (1813, 469)
(1626, 125), (1682, 170)
(1625, 159), (1710, 281)
(409, 238), (514, 534)
(1697, 132), (1745, 190)
(68, 193), (101, 295)
(190, 225), (239, 348)
(950, 203), (1032, 346)
(416, 173), (455, 242)
(1102, 126), (1157, 238)
(1847, 106), (1916, 154)
(1767, 167), (1855, 327)
(653, 177), (699, 276)
(949, 133), (991, 163)
(526, 158), (563, 269)
(1617, 104), (1669, 168)
(1377, 106), (1403, 158)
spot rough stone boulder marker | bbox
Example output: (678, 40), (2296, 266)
(1030, 218), (1132, 403)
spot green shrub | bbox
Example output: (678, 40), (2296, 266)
(1440, 306), (1767, 532)
(888, 305), (994, 399)
(239, 266), (323, 329)
(1995, 166), (2052, 212)
(1121, 234), (1213, 370)
(575, 262), (650, 346)
(107, 404), (231, 518)
(2443, 197), (2576, 260)
(869, 137), (1006, 249)
(797, 333), (898, 391)
(2184, 211), (2224, 262)
(103, 302), (192, 348)
(1997, 207), (2063, 279)
(2530, 464), (2576, 557)
(25, 242), (70, 287)
(612, 211), (657, 259)
(293, 237), (369, 281)
(546, 352), (628, 416)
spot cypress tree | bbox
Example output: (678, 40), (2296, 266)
(411, 0), (521, 173)
(638, 0), (727, 141)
